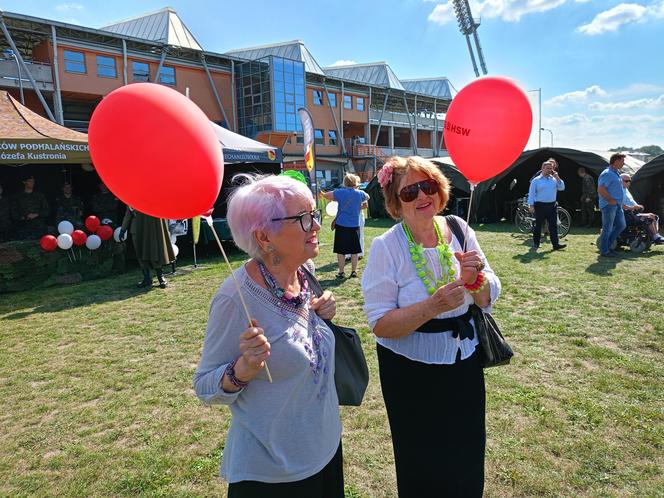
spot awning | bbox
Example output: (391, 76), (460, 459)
(0, 91), (90, 164)
(211, 122), (282, 164)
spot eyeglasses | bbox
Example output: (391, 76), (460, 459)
(398, 179), (440, 203)
(271, 209), (321, 231)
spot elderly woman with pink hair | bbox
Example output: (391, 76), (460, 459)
(193, 175), (344, 498)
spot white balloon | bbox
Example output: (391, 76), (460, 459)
(86, 234), (102, 250)
(172, 243), (179, 258)
(57, 220), (74, 235)
(325, 201), (338, 217)
(57, 233), (73, 250)
(113, 227), (127, 242)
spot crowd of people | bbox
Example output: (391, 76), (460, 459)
(0, 173), (121, 242)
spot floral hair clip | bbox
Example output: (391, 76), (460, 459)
(377, 161), (395, 188)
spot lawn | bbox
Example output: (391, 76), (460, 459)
(1, 220), (662, 497)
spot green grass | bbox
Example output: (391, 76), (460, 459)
(1, 220), (663, 497)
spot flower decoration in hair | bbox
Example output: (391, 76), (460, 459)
(377, 161), (395, 188)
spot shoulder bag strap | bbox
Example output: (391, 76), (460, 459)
(300, 264), (323, 297)
(444, 215), (465, 247)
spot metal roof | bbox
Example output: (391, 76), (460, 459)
(401, 78), (453, 100)
(225, 40), (325, 75)
(100, 7), (203, 51)
(322, 62), (405, 91)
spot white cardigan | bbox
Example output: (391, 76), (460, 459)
(361, 216), (501, 364)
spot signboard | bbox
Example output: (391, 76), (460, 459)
(0, 139), (90, 163)
(222, 147), (282, 164)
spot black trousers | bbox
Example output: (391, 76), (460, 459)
(227, 441), (344, 498)
(533, 201), (560, 247)
(580, 198), (595, 227)
(377, 344), (486, 498)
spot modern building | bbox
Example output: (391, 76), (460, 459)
(0, 7), (454, 187)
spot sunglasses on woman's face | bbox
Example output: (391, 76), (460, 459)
(398, 179), (440, 203)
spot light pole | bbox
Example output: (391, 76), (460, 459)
(4, 49), (24, 105)
(541, 127), (553, 147)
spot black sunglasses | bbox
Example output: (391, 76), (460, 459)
(398, 179), (440, 203)
(271, 209), (321, 231)
(623, 179), (632, 183)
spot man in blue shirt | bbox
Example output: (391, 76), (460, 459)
(597, 153), (627, 257)
(621, 173), (664, 244)
(527, 160), (566, 250)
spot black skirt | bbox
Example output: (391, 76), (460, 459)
(333, 225), (361, 255)
(377, 344), (486, 498)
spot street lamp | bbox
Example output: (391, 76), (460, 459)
(540, 127), (553, 147)
(3, 49), (24, 105)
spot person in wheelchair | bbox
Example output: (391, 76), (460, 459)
(621, 174), (664, 245)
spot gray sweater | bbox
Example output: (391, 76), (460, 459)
(193, 264), (341, 483)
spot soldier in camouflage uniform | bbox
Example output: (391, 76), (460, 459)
(11, 174), (50, 240)
(90, 182), (120, 225)
(120, 207), (175, 289)
(0, 183), (13, 242)
(55, 182), (84, 228)
(577, 167), (597, 227)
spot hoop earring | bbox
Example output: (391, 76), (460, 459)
(267, 244), (281, 266)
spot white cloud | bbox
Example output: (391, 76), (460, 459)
(329, 60), (357, 67)
(427, 0), (568, 25)
(546, 85), (607, 105)
(577, 2), (654, 35)
(55, 3), (84, 11)
(589, 94), (664, 110)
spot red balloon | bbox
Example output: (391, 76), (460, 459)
(71, 230), (87, 246)
(85, 215), (100, 233)
(444, 76), (533, 184)
(88, 83), (224, 219)
(202, 207), (214, 217)
(97, 225), (113, 241)
(40, 235), (58, 252)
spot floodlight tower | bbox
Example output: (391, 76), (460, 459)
(453, 0), (487, 77)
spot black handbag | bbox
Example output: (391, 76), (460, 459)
(301, 266), (369, 406)
(445, 215), (514, 368)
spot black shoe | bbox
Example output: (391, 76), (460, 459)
(532, 244), (540, 250)
(158, 279), (168, 289)
(137, 278), (153, 288)
(600, 252), (615, 258)
(336, 272), (345, 279)
(350, 271), (358, 278)
(553, 244), (567, 250)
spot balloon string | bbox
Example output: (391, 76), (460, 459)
(205, 217), (273, 384)
(462, 183), (476, 253)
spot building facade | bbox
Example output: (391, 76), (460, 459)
(0, 8), (453, 187)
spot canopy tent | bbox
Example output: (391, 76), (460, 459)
(473, 147), (643, 223)
(211, 122), (281, 164)
(631, 153), (664, 215)
(0, 91), (90, 164)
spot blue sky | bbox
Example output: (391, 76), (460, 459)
(5, 0), (664, 151)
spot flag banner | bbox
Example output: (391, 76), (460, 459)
(192, 216), (201, 245)
(298, 107), (315, 172)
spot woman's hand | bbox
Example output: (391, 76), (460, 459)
(454, 250), (484, 286)
(428, 279), (466, 315)
(310, 290), (336, 320)
(236, 319), (271, 381)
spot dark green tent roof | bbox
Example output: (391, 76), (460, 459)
(631, 153), (664, 212)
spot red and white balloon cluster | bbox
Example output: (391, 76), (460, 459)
(39, 215), (124, 255)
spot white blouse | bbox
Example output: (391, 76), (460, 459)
(361, 216), (501, 365)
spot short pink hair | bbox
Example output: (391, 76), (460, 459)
(227, 174), (314, 258)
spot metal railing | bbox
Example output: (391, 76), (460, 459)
(0, 59), (54, 92)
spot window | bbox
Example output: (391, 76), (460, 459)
(327, 92), (337, 107)
(343, 95), (353, 110)
(313, 90), (323, 106)
(315, 129), (324, 145)
(132, 61), (150, 82)
(328, 130), (337, 146)
(159, 66), (176, 85)
(296, 134), (304, 144)
(356, 97), (365, 111)
(96, 55), (116, 78)
(64, 50), (85, 74)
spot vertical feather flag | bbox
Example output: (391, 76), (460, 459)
(192, 216), (201, 245)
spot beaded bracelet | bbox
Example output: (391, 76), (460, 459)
(224, 357), (250, 390)
(464, 271), (488, 294)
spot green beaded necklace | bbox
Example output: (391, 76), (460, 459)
(403, 220), (456, 295)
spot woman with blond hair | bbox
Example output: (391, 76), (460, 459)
(322, 173), (369, 278)
(362, 156), (502, 497)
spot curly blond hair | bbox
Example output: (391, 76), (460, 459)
(381, 156), (450, 219)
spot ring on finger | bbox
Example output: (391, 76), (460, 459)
(476, 261), (485, 271)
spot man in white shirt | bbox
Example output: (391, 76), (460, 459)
(621, 174), (664, 244)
